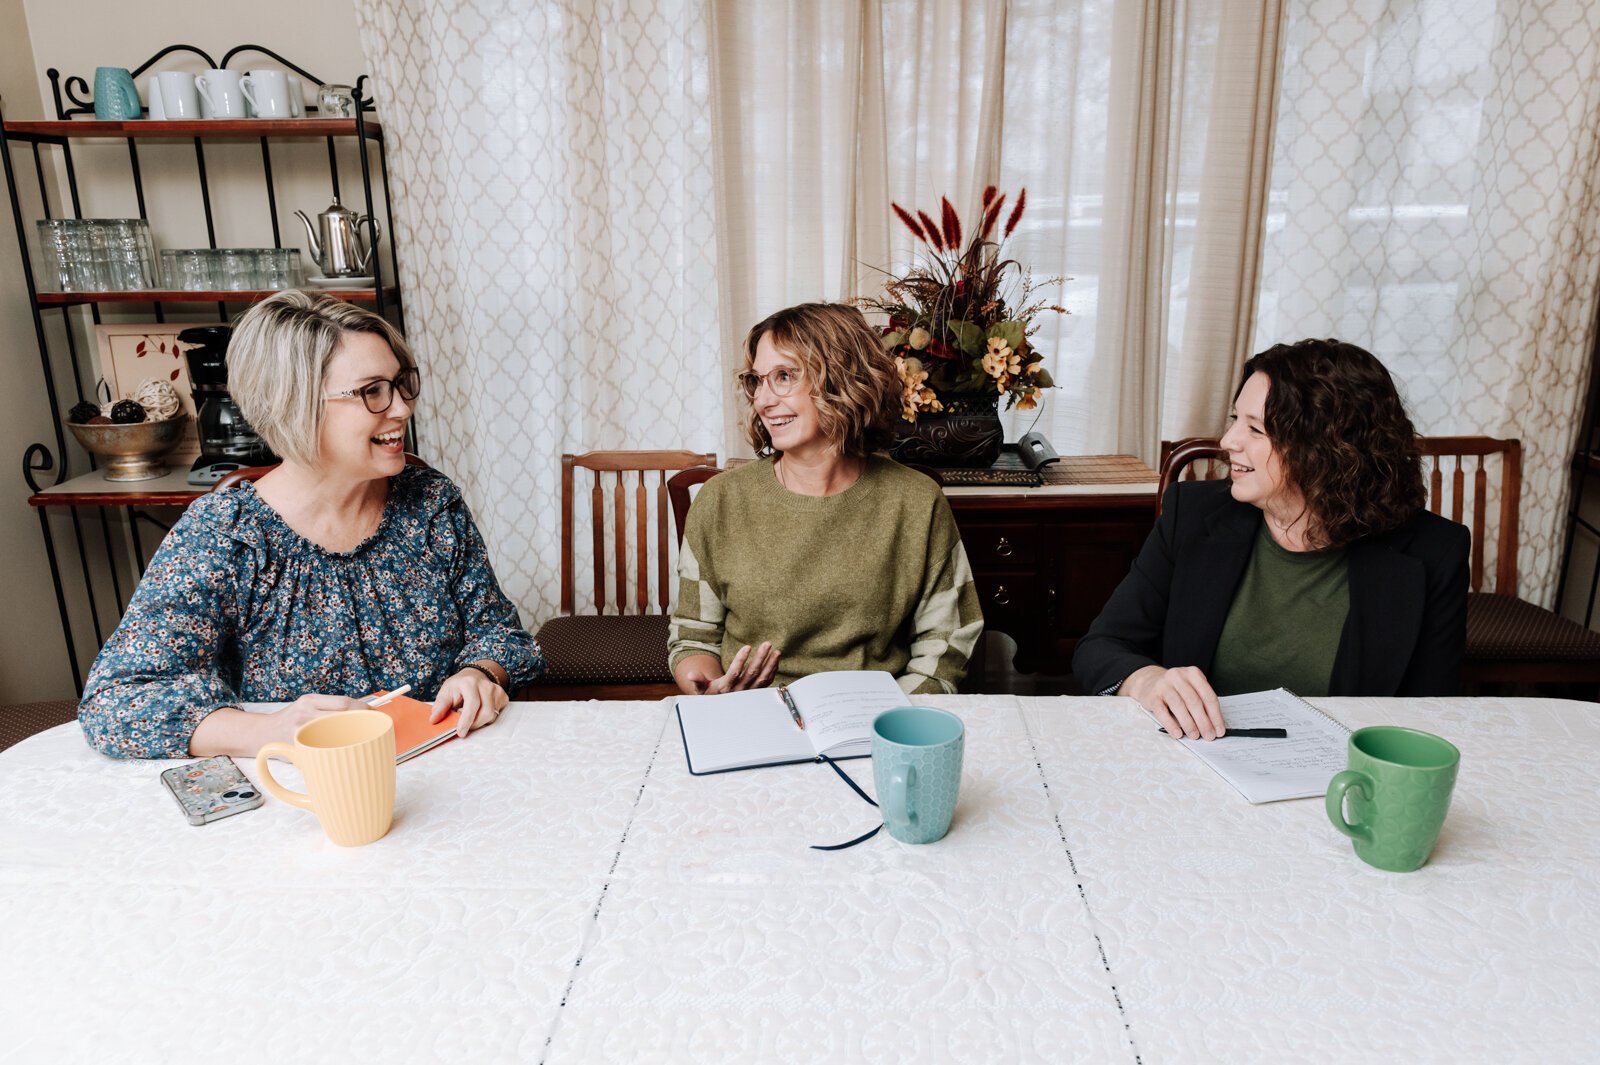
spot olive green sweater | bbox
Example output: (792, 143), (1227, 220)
(668, 457), (984, 694)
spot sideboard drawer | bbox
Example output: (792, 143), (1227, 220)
(961, 523), (1042, 569)
(972, 569), (1044, 628)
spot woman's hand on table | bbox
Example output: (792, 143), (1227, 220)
(677, 642), (782, 695)
(1120, 664), (1225, 741)
(431, 667), (510, 737)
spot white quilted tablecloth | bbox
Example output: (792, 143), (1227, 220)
(1, 695), (1596, 1064)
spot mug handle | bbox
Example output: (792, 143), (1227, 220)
(195, 73), (216, 112)
(118, 77), (142, 119)
(256, 742), (314, 811)
(882, 763), (918, 829)
(239, 75), (257, 112)
(1325, 769), (1374, 843)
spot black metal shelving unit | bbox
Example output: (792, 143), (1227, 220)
(3, 44), (405, 691)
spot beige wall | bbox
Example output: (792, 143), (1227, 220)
(0, 0), (370, 701)
(0, 0), (67, 700)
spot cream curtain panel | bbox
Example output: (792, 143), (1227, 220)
(354, 0), (1600, 622)
(1255, 0), (1600, 604)
(352, 0), (724, 620)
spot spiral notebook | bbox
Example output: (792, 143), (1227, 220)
(1174, 688), (1351, 804)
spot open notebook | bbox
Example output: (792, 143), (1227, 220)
(675, 670), (911, 775)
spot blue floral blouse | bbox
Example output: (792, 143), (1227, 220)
(79, 465), (543, 759)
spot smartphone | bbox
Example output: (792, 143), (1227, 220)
(160, 756), (264, 826)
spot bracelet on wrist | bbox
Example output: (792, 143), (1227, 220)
(462, 662), (506, 691)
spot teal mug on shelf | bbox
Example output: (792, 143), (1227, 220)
(871, 706), (964, 844)
(1325, 725), (1460, 872)
(94, 67), (143, 121)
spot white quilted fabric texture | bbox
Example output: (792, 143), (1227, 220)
(3, 695), (1597, 1063)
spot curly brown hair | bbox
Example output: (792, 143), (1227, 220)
(742, 303), (901, 458)
(1239, 339), (1424, 549)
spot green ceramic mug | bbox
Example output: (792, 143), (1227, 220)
(1325, 726), (1460, 872)
(871, 706), (964, 844)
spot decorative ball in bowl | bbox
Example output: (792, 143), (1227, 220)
(65, 414), (190, 481)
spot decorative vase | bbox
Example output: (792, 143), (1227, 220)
(889, 396), (1004, 468)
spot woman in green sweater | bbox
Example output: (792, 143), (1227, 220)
(669, 302), (984, 696)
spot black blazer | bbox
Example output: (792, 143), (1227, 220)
(1072, 480), (1470, 697)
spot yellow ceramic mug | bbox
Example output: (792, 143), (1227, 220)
(256, 710), (397, 846)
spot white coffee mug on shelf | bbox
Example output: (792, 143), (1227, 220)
(157, 71), (201, 121)
(240, 69), (291, 118)
(287, 75), (305, 118)
(196, 69), (247, 120)
(145, 74), (166, 120)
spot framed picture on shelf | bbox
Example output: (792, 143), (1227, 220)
(94, 323), (220, 462)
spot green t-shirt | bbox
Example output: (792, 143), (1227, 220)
(1210, 522), (1350, 697)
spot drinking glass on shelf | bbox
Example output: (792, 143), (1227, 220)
(219, 248), (255, 291)
(35, 219), (77, 292)
(104, 220), (155, 290)
(259, 247), (302, 290)
(164, 248), (212, 291)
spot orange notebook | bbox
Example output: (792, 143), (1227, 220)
(365, 691), (459, 764)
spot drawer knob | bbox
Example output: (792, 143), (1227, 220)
(991, 584), (1011, 606)
(994, 536), (1014, 558)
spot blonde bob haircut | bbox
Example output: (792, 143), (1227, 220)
(742, 302), (900, 459)
(227, 290), (416, 469)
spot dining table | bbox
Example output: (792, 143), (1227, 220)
(1, 693), (1596, 1063)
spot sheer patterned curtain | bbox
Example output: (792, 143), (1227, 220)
(1255, 0), (1600, 604)
(353, 0), (723, 622)
(358, 0), (1599, 625)
(714, 0), (1285, 464)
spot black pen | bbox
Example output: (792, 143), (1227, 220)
(1159, 726), (1287, 738)
(778, 685), (806, 730)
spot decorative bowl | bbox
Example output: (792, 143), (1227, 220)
(65, 415), (190, 481)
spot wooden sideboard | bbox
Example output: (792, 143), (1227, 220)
(943, 455), (1159, 674)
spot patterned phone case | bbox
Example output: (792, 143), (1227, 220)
(160, 756), (264, 825)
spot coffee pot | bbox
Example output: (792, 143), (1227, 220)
(294, 197), (379, 278)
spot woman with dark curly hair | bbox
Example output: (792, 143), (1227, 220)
(668, 302), (984, 695)
(1072, 339), (1469, 739)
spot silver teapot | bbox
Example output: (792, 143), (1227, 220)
(294, 197), (380, 278)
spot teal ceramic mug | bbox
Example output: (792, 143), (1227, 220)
(1325, 725), (1460, 872)
(871, 706), (964, 844)
(94, 67), (143, 121)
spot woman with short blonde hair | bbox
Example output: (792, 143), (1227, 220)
(80, 291), (542, 759)
(228, 289), (416, 467)
(669, 301), (983, 695)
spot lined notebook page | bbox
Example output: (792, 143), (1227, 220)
(675, 688), (814, 773)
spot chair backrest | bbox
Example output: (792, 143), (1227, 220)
(1418, 436), (1520, 596)
(210, 453), (429, 492)
(1156, 438), (1229, 514)
(1156, 435), (1522, 595)
(666, 465), (723, 545)
(561, 450), (717, 616)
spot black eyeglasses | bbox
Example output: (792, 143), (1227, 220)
(325, 367), (421, 414)
(736, 366), (803, 400)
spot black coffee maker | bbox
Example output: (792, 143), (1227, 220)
(179, 325), (277, 485)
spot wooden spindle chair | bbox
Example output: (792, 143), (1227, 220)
(530, 450), (716, 700)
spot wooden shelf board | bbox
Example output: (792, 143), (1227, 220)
(29, 467), (203, 508)
(4, 117), (380, 140)
(36, 287), (397, 305)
